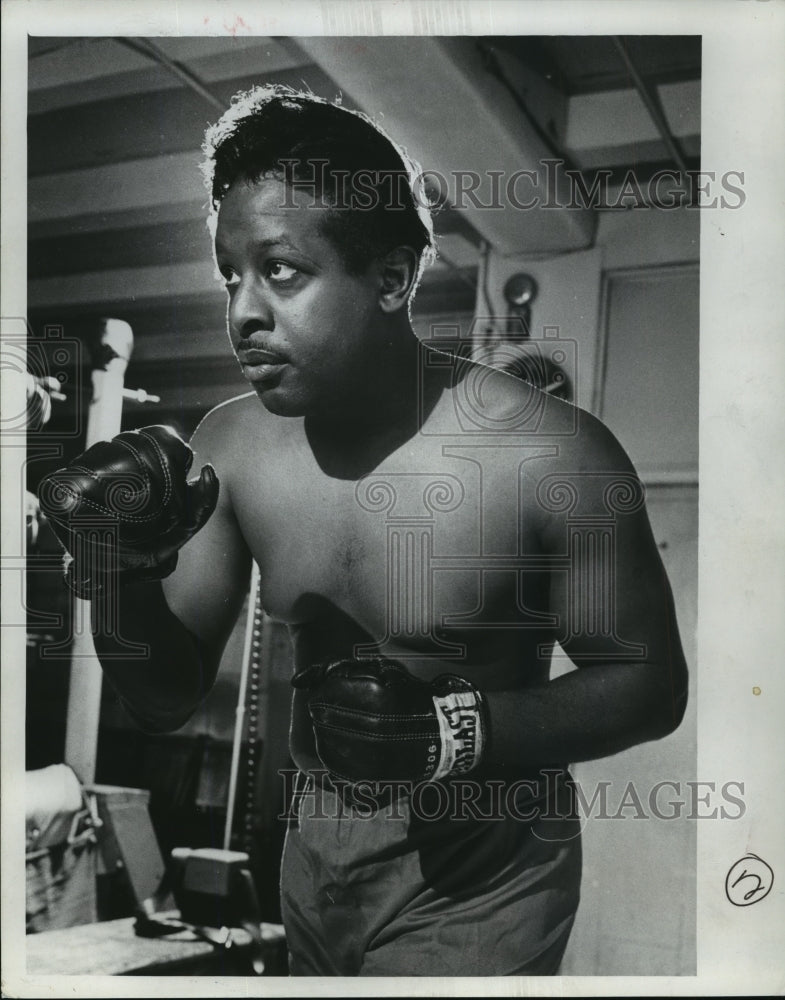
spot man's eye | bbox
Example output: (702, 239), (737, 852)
(266, 262), (299, 283)
(220, 268), (240, 289)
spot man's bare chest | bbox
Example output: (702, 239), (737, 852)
(230, 440), (551, 641)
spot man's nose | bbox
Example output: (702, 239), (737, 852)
(229, 275), (274, 336)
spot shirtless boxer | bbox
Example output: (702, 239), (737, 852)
(39, 86), (688, 976)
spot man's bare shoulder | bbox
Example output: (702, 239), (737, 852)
(443, 360), (637, 477)
(447, 362), (618, 444)
(470, 367), (646, 544)
(189, 392), (293, 466)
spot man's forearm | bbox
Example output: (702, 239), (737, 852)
(483, 661), (688, 775)
(91, 581), (218, 733)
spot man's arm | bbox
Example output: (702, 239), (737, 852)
(69, 412), (252, 733)
(482, 409), (688, 773)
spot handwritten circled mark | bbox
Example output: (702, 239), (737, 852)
(725, 854), (774, 906)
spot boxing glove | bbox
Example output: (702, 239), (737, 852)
(38, 425), (218, 599)
(292, 657), (489, 784)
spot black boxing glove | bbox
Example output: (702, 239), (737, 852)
(292, 657), (489, 784)
(38, 425), (218, 599)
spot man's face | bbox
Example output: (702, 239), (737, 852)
(214, 176), (384, 417)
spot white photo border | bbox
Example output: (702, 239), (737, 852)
(2, 1), (784, 996)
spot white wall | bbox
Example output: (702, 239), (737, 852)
(600, 264), (699, 481)
(482, 246), (604, 411)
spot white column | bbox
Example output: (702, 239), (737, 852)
(64, 319), (133, 784)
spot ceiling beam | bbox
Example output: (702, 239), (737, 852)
(574, 139), (700, 173)
(28, 63), (339, 176)
(28, 260), (221, 309)
(29, 218), (211, 279)
(287, 36), (596, 256)
(28, 36), (296, 92)
(29, 43), (312, 115)
(29, 152), (205, 223)
(28, 201), (207, 241)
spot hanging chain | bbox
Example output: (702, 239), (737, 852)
(242, 580), (264, 856)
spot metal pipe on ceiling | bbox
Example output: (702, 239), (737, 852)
(611, 36), (689, 176)
(114, 37), (225, 112)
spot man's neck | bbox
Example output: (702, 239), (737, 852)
(304, 329), (447, 479)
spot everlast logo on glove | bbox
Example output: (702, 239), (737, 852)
(293, 658), (489, 785)
(431, 689), (486, 781)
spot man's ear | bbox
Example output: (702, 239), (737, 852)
(378, 247), (419, 313)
